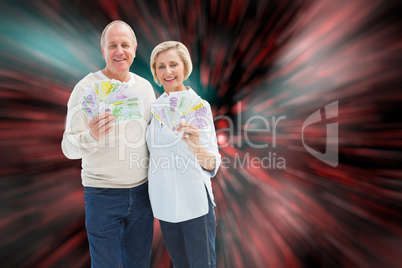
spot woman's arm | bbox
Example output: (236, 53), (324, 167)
(193, 146), (216, 171)
(178, 122), (216, 171)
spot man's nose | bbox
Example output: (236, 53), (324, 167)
(116, 45), (124, 54)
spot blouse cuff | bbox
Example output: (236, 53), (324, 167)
(204, 153), (221, 178)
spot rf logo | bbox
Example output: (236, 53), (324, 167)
(302, 101), (338, 167)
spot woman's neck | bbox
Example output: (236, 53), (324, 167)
(165, 85), (187, 95)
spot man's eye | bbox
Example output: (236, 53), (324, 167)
(110, 45), (116, 48)
(171, 63), (178, 67)
(158, 66), (165, 69)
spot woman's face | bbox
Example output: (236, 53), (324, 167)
(155, 49), (187, 93)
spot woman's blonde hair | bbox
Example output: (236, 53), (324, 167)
(150, 41), (193, 86)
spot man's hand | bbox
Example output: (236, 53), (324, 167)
(89, 112), (115, 141)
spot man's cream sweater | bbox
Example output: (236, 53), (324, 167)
(61, 71), (156, 188)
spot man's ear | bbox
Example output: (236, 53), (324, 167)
(101, 46), (105, 59)
(134, 45), (137, 57)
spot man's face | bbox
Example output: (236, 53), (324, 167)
(101, 24), (137, 75)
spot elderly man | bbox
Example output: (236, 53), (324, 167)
(62, 20), (155, 267)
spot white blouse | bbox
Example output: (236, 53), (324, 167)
(146, 88), (221, 223)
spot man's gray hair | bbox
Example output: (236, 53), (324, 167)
(100, 20), (137, 48)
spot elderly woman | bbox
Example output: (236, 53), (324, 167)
(146, 41), (221, 267)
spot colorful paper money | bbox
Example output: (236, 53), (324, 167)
(79, 79), (143, 123)
(150, 91), (212, 136)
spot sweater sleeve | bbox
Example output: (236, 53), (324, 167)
(61, 77), (99, 159)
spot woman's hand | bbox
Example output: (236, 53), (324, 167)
(177, 122), (201, 154)
(177, 122), (215, 171)
(88, 112), (115, 141)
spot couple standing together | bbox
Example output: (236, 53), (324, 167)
(61, 20), (221, 267)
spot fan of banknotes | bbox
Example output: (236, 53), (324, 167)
(151, 91), (212, 136)
(79, 79), (143, 123)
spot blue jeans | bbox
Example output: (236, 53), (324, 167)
(84, 181), (154, 268)
(159, 193), (217, 268)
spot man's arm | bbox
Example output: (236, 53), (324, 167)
(61, 82), (100, 159)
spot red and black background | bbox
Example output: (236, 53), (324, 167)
(0, 0), (401, 267)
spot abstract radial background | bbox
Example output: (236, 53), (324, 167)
(1, 0), (401, 267)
